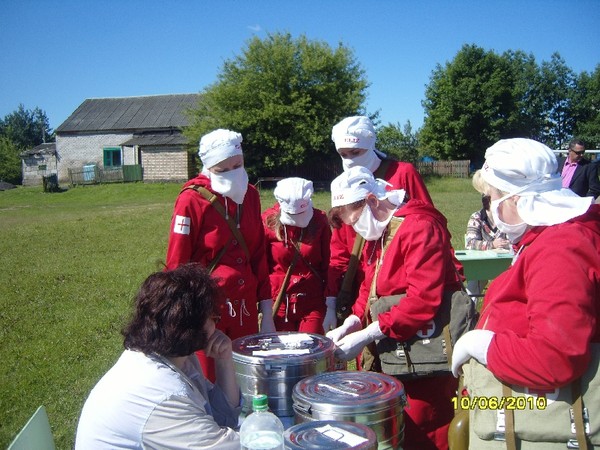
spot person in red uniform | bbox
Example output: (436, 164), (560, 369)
(451, 138), (600, 449)
(327, 116), (433, 325)
(326, 166), (463, 450)
(165, 129), (275, 381)
(262, 177), (334, 333)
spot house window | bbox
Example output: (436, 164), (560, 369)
(103, 147), (122, 167)
(38, 165), (47, 171)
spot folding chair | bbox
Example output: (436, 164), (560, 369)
(8, 405), (56, 450)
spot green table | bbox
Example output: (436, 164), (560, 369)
(454, 249), (513, 282)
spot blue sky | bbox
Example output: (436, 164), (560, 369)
(1, 0), (599, 132)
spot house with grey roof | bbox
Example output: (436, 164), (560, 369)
(54, 93), (200, 183)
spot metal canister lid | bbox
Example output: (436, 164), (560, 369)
(284, 420), (377, 450)
(292, 371), (406, 415)
(232, 332), (334, 364)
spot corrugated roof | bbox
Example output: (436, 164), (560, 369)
(56, 94), (200, 133)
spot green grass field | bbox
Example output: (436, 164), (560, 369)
(0, 177), (481, 449)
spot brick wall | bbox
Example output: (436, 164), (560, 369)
(56, 132), (133, 182)
(141, 147), (190, 182)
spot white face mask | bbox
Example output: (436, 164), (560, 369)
(209, 167), (249, 204)
(352, 203), (395, 241)
(341, 149), (381, 173)
(280, 206), (314, 228)
(490, 196), (528, 243)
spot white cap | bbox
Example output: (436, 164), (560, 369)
(482, 138), (592, 225)
(331, 166), (405, 207)
(198, 129), (243, 169)
(331, 116), (376, 151)
(274, 177), (314, 213)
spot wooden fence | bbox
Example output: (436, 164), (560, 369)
(68, 165), (143, 186)
(416, 160), (470, 178)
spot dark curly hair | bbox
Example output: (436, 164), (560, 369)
(123, 264), (220, 357)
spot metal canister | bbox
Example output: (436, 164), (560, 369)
(232, 332), (335, 418)
(284, 420), (378, 450)
(292, 371), (406, 450)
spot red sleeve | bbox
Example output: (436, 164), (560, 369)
(485, 231), (598, 389)
(326, 224), (354, 297)
(246, 187), (272, 301)
(376, 216), (448, 341)
(385, 161), (433, 205)
(165, 190), (207, 270)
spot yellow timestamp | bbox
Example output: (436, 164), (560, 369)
(452, 396), (547, 411)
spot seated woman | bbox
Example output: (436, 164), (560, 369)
(75, 264), (241, 449)
(464, 189), (510, 298)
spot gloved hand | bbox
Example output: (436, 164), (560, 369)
(334, 321), (386, 361)
(326, 314), (361, 343)
(322, 297), (337, 332)
(258, 299), (276, 333)
(451, 329), (495, 377)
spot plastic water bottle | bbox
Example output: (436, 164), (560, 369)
(240, 394), (285, 450)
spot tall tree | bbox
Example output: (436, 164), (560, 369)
(538, 53), (577, 149)
(0, 104), (54, 150)
(419, 45), (518, 165)
(185, 32), (369, 178)
(573, 64), (600, 148)
(0, 105), (54, 184)
(0, 137), (21, 183)
(377, 121), (419, 164)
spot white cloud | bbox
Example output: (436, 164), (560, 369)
(248, 24), (262, 32)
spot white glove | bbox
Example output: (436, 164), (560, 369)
(259, 299), (276, 333)
(322, 297), (337, 332)
(326, 314), (361, 343)
(334, 321), (386, 361)
(451, 329), (495, 377)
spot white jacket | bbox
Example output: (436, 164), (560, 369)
(75, 350), (241, 449)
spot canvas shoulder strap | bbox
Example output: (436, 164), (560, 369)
(272, 238), (303, 318)
(364, 217), (405, 323)
(182, 185), (250, 260)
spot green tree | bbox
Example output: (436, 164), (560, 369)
(502, 50), (545, 140)
(573, 64), (600, 148)
(185, 32), (369, 178)
(420, 45), (519, 165)
(377, 121), (419, 164)
(0, 104), (54, 149)
(0, 105), (54, 184)
(0, 137), (21, 183)
(538, 53), (577, 149)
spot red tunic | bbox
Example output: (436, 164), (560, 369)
(327, 160), (433, 298)
(478, 204), (600, 390)
(262, 204), (331, 333)
(165, 174), (271, 378)
(354, 199), (463, 450)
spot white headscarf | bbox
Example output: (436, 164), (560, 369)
(274, 177), (314, 227)
(330, 166), (405, 208)
(481, 138), (592, 226)
(198, 129), (243, 170)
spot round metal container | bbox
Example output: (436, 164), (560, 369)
(233, 332), (335, 418)
(292, 371), (406, 450)
(284, 420), (377, 450)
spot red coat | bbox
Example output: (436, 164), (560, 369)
(353, 199), (462, 450)
(479, 204), (600, 390)
(352, 199), (463, 340)
(262, 205), (331, 331)
(327, 160), (433, 298)
(165, 174), (271, 338)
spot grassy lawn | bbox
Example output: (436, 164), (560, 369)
(0, 176), (480, 448)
